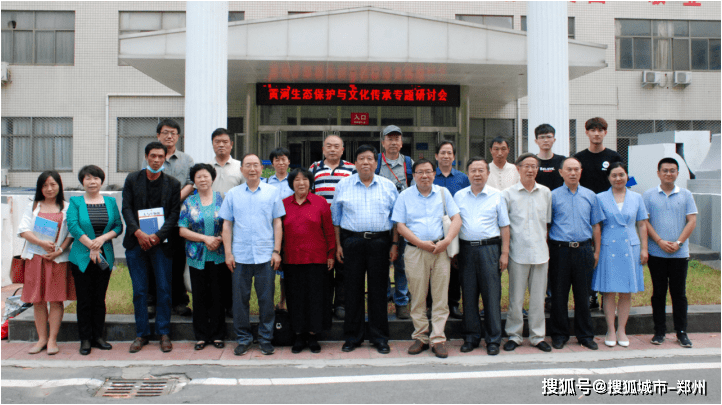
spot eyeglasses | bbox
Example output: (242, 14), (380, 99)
(160, 130), (178, 136)
(660, 169), (678, 174)
(414, 171), (434, 176)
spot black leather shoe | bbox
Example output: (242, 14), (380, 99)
(552, 339), (567, 350)
(503, 340), (519, 351)
(292, 335), (307, 354)
(535, 341), (552, 352)
(79, 340), (91, 356)
(460, 341), (478, 353)
(580, 339), (599, 350)
(374, 342), (390, 354)
(212, 341), (225, 349)
(341, 341), (359, 352)
(449, 305), (463, 320)
(92, 338), (112, 350)
(486, 343), (500, 356)
(308, 336), (321, 353)
(194, 341), (207, 351)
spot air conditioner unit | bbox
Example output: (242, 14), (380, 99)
(1, 169), (8, 186)
(1, 62), (8, 84)
(641, 70), (662, 87)
(673, 71), (692, 87)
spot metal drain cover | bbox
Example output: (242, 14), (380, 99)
(95, 378), (177, 398)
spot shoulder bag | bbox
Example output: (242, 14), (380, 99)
(440, 189), (459, 258)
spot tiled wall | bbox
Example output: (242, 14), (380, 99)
(1, 1), (719, 186)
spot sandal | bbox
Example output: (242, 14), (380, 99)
(212, 341), (225, 349)
(194, 341), (207, 351)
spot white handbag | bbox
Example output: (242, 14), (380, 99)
(440, 189), (459, 258)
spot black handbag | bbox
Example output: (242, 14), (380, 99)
(271, 309), (294, 346)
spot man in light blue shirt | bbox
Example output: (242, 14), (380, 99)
(548, 157), (605, 351)
(643, 157), (697, 348)
(392, 159), (461, 358)
(453, 157), (510, 356)
(265, 147), (294, 200)
(331, 145), (399, 354)
(220, 153), (285, 357)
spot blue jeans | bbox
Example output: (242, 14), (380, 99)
(125, 245), (173, 337)
(387, 237), (409, 306)
(233, 262), (275, 345)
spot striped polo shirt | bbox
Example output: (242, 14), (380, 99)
(309, 159), (356, 204)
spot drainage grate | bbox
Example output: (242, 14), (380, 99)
(95, 379), (176, 398)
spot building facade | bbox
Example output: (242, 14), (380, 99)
(1, 1), (720, 187)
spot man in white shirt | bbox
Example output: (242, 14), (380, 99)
(487, 137), (519, 191)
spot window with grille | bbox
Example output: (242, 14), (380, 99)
(469, 119), (516, 161)
(1, 11), (74, 65)
(615, 19), (721, 71)
(117, 117), (185, 172)
(521, 120), (577, 155)
(520, 16), (575, 39)
(2, 117), (73, 171)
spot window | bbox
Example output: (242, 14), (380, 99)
(615, 19), (721, 71)
(521, 119), (576, 154)
(1, 11), (74, 65)
(119, 11), (244, 35)
(616, 120), (721, 164)
(2, 117), (73, 171)
(469, 119), (517, 161)
(520, 16), (575, 39)
(456, 15), (513, 30)
(117, 117), (184, 172)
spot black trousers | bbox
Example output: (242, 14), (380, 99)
(285, 263), (330, 334)
(648, 255), (688, 335)
(70, 262), (112, 341)
(548, 243), (595, 342)
(342, 233), (391, 345)
(329, 261), (345, 309)
(220, 260), (233, 312)
(459, 243), (502, 345)
(189, 263), (225, 341)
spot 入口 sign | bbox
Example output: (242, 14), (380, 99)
(351, 113), (369, 125)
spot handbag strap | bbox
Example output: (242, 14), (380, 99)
(440, 186), (447, 217)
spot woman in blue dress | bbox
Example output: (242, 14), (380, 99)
(592, 163), (649, 348)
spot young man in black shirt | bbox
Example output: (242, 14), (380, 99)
(574, 117), (622, 310)
(534, 124), (565, 191)
(574, 117), (622, 194)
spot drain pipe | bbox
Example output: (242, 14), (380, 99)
(105, 93), (183, 180)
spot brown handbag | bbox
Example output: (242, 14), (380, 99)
(10, 256), (25, 284)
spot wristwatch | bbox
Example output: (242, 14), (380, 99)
(273, 250), (281, 255)
(676, 240), (683, 247)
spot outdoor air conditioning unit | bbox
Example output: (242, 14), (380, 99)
(1, 62), (9, 84)
(674, 71), (692, 87)
(641, 70), (662, 87)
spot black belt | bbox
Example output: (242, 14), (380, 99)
(341, 229), (390, 240)
(407, 239), (441, 248)
(460, 237), (501, 246)
(550, 239), (592, 248)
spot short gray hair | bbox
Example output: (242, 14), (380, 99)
(515, 153), (540, 166)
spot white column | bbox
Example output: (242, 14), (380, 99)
(185, 1), (228, 164)
(527, 1), (569, 156)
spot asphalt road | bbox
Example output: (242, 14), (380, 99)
(2, 353), (719, 403)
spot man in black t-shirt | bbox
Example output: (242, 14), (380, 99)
(534, 124), (565, 191)
(574, 117), (622, 195)
(574, 117), (622, 310)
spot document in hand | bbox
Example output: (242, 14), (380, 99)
(138, 207), (165, 239)
(27, 216), (59, 256)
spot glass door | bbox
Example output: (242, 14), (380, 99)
(286, 131), (323, 168)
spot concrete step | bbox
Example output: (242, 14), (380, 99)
(689, 243), (721, 261)
(8, 305), (720, 343)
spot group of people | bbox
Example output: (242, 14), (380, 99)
(16, 117), (697, 358)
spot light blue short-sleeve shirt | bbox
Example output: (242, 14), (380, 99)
(453, 185), (510, 241)
(265, 174), (294, 200)
(391, 184), (459, 241)
(331, 174), (398, 232)
(643, 185), (698, 258)
(218, 182), (286, 264)
(549, 184), (605, 242)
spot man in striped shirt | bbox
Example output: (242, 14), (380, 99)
(309, 135), (356, 320)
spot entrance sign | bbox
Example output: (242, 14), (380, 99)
(257, 83), (460, 107)
(351, 113), (369, 125)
